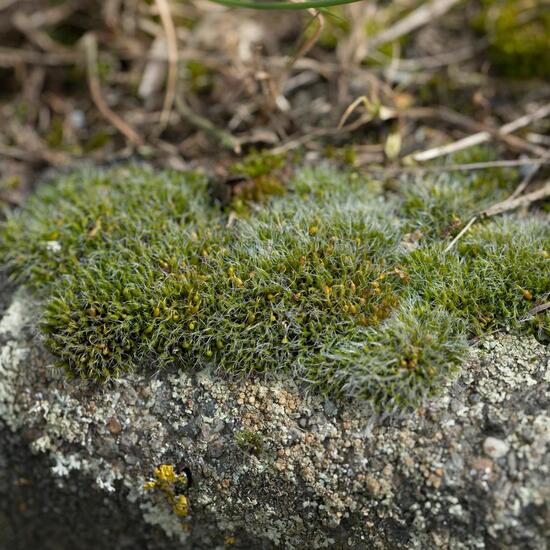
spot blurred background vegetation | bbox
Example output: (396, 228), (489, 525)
(0, 0), (548, 203)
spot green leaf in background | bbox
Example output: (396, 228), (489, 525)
(206, 0), (364, 10)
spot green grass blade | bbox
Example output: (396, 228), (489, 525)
(206, 0), (364, 10)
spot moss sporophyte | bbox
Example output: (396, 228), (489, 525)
(1, 153), (548, 411)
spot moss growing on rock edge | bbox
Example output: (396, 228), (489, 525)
(1, 157), (548, 411)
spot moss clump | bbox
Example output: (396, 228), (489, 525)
(406, 219), (549, 338)
(227, 150), (287, 210)
(402, 148), (518, 237)
(1, 156), (548, 411)
(235, 430), (264, 456)
(474, 0), (550, 79)
(186, 60), (214, 95)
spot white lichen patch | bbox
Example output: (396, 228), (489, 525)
(51, 453), (83, 478)
(476, 335), (542, 403)
(0, 292), (32, 431)
(0, 290), (29, 336)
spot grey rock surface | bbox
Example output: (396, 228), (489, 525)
(0, 289), (549, 549)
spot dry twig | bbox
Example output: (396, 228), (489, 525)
(0, 0), (18, 10)
(367, 158), (550, 174)
(418, 107), (548, 158)
(444, 216), (477, 253)
(175, 95), (241, 153)
(287, 7), (324, 71)
(369, 0), (463, 49)
(480, 181), (550, 218)
(508, 163), (540, 200)
(83, 33), (145, 147)
(0, 46), (80, 67)
(409, 103), (550, 162)
(524, 302), (550, 320)
(445, 168), (547, 253)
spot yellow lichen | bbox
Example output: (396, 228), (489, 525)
(173, 495), (189, 517)
(144, 463), (189, 518)
(155, 464), (178, 483)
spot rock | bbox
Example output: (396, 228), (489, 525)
(107, 417), (123, 435)
(1, 290), (549, 549)
(483, 437), (510, 460)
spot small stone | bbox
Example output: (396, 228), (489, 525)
(208, 439), (224, 459)
(107, 417), (122, 435)
(366, 475), (381, 497)
(483, 437), (509, 459)
(470, 457), (493, 475)
(124, 454), (138, 466)
(221, 478), (231, 490)
(428, 473), (442, 489)
(96, 437), (118, 459)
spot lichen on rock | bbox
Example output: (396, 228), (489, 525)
(0, 290), (549, 548)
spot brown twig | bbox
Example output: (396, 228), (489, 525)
(0, 0), (18, 10)
(175, 95), (241, 153)
(362, 158), (550, 174)
(287, 9), (324, 73)
(508, 163), (540, 200)
(271, 111), (374, 154)
(269, 2), (325, 116)
(444, 216), (477, 253)
(409, 103), (550, 162)
(524, 302), (550, 319)
(480, 181), (550, 218)
(12, 11), (72, 54)
(338, 95), (375, 129)
(444, 167), (547, 252)
(366, 41), (484, 71)
(0, 46), (81, 66)
(337, 103), (545, 159)
(416, 107), (548, 158)
(0, 143), (40, 162)
(83, 33), (144, 147)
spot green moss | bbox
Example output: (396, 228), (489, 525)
(186, 60), (214, 95)
(235, 429), (264, 456)
(1, 158), (548, 411)
(228, 150), (287, 211)
(83, 130), (113, 153)
(324, 144), (357, 166)
(230, 150), (285, 179)
(409, 219), (549, 337)
(474, 0), (550, 79)
(308, 301), (466, 408)
(402, 148), (518, 237)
